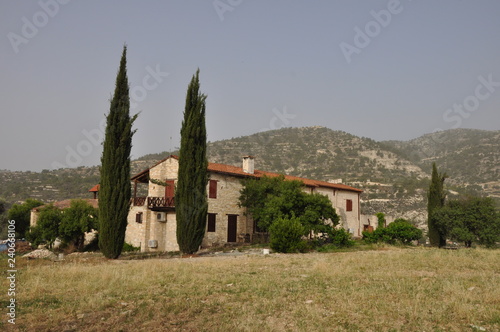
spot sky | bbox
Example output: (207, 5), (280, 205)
(1, 1), (499, 171)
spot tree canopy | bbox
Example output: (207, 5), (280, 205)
(427, 163), (448, 247)
(59, 199), (98, 250)
(175, 69), (208, 254)
(26, 204), (62, 249)
(239, 175), (339, 236)
(7, 198), (43, 238)
(99, 45), (137, 259)
(27, 199), (98, 250)
(431, 197), (500, 248)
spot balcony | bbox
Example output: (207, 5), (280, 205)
(132, 196), (175, 211)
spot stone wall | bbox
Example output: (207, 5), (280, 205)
(203, 173), (250, 247)
(313, 187), (362, 237)
(148, 158), (178, 197)
(125, 205), (148, 251)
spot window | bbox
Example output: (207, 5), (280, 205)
(227, 215), (237, 242)
(209, 180), (218, 199)
(135, 212), (143, 223)
(207, 213), (216, 232)
(346, 199), (353, 212)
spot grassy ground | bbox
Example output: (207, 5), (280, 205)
(1, 246), (499, 331)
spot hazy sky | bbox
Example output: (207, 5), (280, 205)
(1, 1), (499, 171)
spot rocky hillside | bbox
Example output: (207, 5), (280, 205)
(1, 127), (498, 228)
(382, 129), (500, 198)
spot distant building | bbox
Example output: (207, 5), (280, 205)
(30, 197), (98, 228)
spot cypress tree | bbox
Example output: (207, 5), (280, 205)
(175, 69), (208, 254)
(427, 162), (447, 247)
(99, 45), (137, 259)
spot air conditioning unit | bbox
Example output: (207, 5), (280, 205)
(156, 213), (166, 222)
(148, 240), (158, 248)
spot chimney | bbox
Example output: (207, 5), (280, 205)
(242, 156), (255, 174)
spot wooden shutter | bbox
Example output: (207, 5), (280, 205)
(165, 180), (175, 198)
(346, 199), (353, 212)
(209, 180), (218, 199)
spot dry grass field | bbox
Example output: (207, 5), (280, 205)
(2, 246), (499, 331)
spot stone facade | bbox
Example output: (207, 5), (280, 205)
(125, 156), (364, 252)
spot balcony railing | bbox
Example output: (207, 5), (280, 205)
(132, 197), (146, 206)
(148, 196), (175, 209)
(131, 196), (175, 210)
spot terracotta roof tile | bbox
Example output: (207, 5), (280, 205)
(89, 184), (100, 192)
(132, 155), (362, 193)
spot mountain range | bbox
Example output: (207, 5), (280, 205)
(1, 127), (498, 228)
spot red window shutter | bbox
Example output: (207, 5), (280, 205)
(346, 199), (353, 212)
(209, 180), (217, 199)
(165, 180), (175, 198)
(207, 213), (216, 232)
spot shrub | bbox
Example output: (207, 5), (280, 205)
(386, 218), (422, 244)
(269, 216), (307, 253)
(329, 228), (355, 248)
(26, 205), (62, 249)
(362, 227), (390, 244)
(363, 218), (422, 245)
(59, 200), (98, 251)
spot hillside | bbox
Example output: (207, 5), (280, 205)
(382, 129), (500, 197)
(1, 127), (498, 228)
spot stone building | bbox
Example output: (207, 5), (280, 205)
(126, 155), (363, 252)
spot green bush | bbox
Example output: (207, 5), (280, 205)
(363, 218), (422, 245)
(269, 216), (307, 253)
(329, 228), (355, 248)
(362, 227), (390, 244)
(386, 218), (422, 244)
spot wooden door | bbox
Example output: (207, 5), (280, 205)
(227, 215), (237, 242)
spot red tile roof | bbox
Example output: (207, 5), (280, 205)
(89, 184), (100, 192)
(132, 155), (362, 193)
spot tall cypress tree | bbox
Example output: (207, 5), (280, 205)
(99, 45), (137, 259)
(176, 69), (208, 254)
(427, 162), (447, 247)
